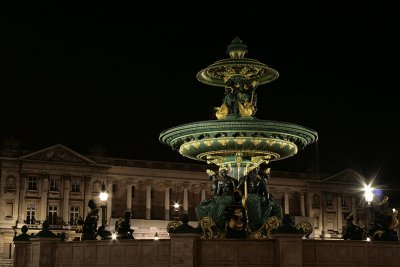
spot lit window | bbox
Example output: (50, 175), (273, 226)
(26, 204), (36, 224)
(70, 206), (79, 225)
(50, 178), (58, 191)
(71, 178), (80, 192)
(28, 176), (37, 190)
(48, 206), (58, 225)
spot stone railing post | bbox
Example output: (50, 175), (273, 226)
(13, 241), (32, 267)
(169, 233), (200, 267)
(30, 238), (61, 267)
(273, 234), (304, 267)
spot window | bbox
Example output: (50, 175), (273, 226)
(312, 194), (320, 209)
(50, 178), (58, 191)
(48, 206), (58, 225)
(28, 176), (37, 190)
(71, 178), (80, 192)
(70, 206), (79, 225)
(131, 186), (135, 198)
(26, 204), (36, 224)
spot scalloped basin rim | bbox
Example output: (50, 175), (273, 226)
(159, 119), (318, 149)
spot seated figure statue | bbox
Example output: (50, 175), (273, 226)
(270, 214), (304, 235)
(236, 167), (282, 232)
(171, 214), (199, 234)
(196, 165), (283, 238)
(224, 203), (248, 239)
(371, 196), (399, 241)
(82, 199), (99, 240)
(13, 225), (31, 241)
(195, 166), (240, 231)
(115, 211), (134, 239)
(32, 220), (59, 238)
(342, 213), (364, 240)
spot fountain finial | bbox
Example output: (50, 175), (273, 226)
(227, 37), (248, 59)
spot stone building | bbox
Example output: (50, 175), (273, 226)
(0, 144), (371, 265)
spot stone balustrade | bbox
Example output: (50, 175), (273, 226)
(14, 236), (400, 267)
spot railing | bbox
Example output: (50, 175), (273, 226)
(13, 235), (400, 267)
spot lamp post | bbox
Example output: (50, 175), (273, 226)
(172, 202), (181, 221)
(99, 182), (109, 227)
(154, 232), (159, 241)
(364, 184), (374, 240)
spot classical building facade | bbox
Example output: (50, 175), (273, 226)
(0, 144), (372, 265)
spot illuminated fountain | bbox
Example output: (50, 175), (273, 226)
(160, 38), (317, 238)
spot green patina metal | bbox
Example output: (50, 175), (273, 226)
(196, 37), (279, 87)
(160, 119), (317, 170)
(159, 38), (318, 238)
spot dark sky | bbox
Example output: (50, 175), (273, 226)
(1, 3), (399, 189)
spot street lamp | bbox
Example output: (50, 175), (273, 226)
(364, 184), (374, 239)
(154, 232), (159, 241)
(173, 202), (180, 210)
(99, 182), (108, 227)
(172, 202), (181, 221)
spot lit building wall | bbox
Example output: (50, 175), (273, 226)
(0, 144), (371, 265)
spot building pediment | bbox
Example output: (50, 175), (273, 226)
(321, 169), (363, 185)
(19, 144), (98, 165)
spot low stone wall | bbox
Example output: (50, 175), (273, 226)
(199, 239), (277, 266)
(55, 239), (171, 267)
(14, 236), (400, 267)
(303, 239), (400, 267)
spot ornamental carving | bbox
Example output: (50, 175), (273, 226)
(173, 184), (183, 193)
(6, 175), (16, 187)
(93, 180), (102, 192)
(138, 181), (145, 190)
(156, 182), (165, 191)
(192, 184), (201, 194)
(22, 145), (94, 164)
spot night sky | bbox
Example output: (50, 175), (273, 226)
(1, 4), (399, 190)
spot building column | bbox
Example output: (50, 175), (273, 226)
(284, 191), (290, 215)
(300, 193), (305, 217)
(146, 185), (152, 220)
(127, 184), (132, 213)
(200, 183), (207, 202)
(165, 184), (170, 220)
(62, 177), (70, 224)
(40, 175), (48, 222)
(321, 193), (327, 238)
(183, 187), (189, 213)
(107, 178), (113, 225)
(337, 195), (343, 234)
(306, 193), (312, 217)
(83, 176), (91, 217)
(351, 197), (357, 224)
(17, 173), (27, 223)
(200, 190), (206, 202)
